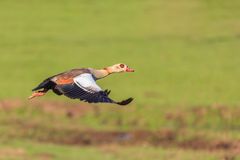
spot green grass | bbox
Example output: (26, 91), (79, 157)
(1, 140), (237, 160)
(0, 0), (240, 106)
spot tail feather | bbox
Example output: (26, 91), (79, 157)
(32, 78), (56, 91)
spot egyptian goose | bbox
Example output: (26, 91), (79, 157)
(29, 63), (134, 105)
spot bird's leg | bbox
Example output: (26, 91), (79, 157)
(28, 89), (48, 100)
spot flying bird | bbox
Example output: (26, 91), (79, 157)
(29, 63), (135, 105)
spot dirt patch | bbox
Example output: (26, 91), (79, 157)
(0, 99), (93, 117)
(0, 148), (26, 159)
(35, 153), (55, 160)
(179, 138), (240, 152)
(0, 99), (24, 110)
(13, 127), (240, 154)
(30, 99), (93, 117)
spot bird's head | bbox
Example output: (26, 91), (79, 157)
(105, 63), (135, 73)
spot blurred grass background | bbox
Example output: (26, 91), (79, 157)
(0, 0), (240, 159)
(1, 0), (240, 106)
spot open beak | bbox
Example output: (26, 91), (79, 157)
(126, 67), (135, 72)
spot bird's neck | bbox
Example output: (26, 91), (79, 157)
(90, 67), (113, 79)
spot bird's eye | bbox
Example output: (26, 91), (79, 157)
(120, 64), (125, 68)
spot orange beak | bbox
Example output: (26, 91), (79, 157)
(126, 67), (135, 72)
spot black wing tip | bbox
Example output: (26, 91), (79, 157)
(116, 97), (134, 106)
(104, 89), (111, 96)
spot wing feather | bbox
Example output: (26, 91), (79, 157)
(55, 73), (133, 105)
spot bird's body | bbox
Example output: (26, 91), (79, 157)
(29, 64), (134, 105)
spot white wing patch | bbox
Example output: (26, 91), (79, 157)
(73, 73), (102, 93)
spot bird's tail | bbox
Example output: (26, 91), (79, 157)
(32, 78), (56, 91)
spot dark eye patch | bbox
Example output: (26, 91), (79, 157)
(120, 64), (125, 68)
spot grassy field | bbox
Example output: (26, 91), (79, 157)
(1, 140), (234, 160)
(0, 0), (240, 159)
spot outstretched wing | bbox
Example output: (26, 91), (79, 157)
(55, 73), (133, 105)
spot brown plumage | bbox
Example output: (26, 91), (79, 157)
(29, 64), (135, 106)
(53, 69), (90, 85)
